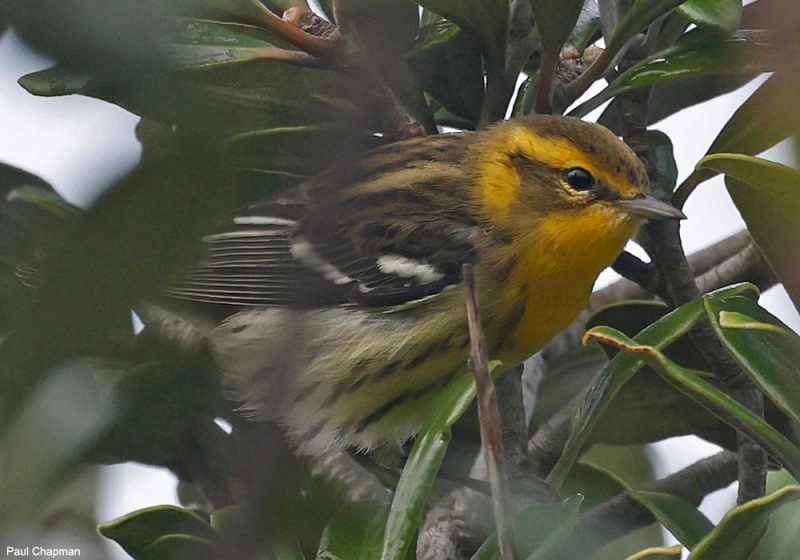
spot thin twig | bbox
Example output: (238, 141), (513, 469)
(534, 52), (556, 115)
(250, 0), (330, 58)
(463, 264), (515, 560)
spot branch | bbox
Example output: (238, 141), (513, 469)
(644, 220), (767, 504)
(556, 451), (737, 558)
(592, 231), (776, 310)
(464, 264), (515, 560)
(417, 488), (490, 560)
(249, 0), (330, 58)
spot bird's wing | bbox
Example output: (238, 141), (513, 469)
(165, 143), (482, 308)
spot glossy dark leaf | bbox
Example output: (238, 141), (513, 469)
(165, 18), (293, 68)
(98, 505), (216, 559)
(697, 155), (800, 310)
(585, 325), (800, 480)
(545, 285), (758, 487)
(90, 359), (220, 466)
(599, 74), (758, 132)
(530, 0), (584, 57)
(143, 534), (216, 560)
(317, 502), (389, 560)
(567, 0), (601, 51)
(602, 0), (686, 60)
(706, 295), (800, 425)
(347, 0), (432, 130)
(408, 21), (485, 124)
(472, 495), (583, 560)
(688, 486), (800, 559)
(677, 0), (743, 34)
(572, 29), (779, 118)
(674, 71), (800, 207)
(412, 0), (509, 66)
(630, 490), (714, 548)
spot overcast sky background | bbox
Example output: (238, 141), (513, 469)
(2, 24), (798, 558)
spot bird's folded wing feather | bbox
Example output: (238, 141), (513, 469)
(166, 145), (482, 309)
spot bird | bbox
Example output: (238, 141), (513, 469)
(137, 114), (686, 455)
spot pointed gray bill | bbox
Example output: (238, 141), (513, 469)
(615, 194), (687, 220)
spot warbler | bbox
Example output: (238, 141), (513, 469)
(145, 115), (684, 455)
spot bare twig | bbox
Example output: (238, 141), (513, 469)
(534, 53), (556, 115)
(463, 264), (515, 560)
(250, 0), (330, 58)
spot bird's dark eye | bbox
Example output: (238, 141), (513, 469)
(564, 168), (595, 191)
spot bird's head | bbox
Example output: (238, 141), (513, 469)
(472, 115), (685, 247)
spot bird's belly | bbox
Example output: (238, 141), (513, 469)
(211, 302), (472, 455)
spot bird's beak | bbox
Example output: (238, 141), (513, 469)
(615, 194), (687, 220)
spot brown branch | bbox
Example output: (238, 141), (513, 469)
(417, 488), (490, 560)
(556, 451), (737, 559)
(644, 220), (767, 504)
(463, 264), (515, 560)
(534, 52), (556, 115)
(249, 0), (330, 58)
(593, 231), (776, 310)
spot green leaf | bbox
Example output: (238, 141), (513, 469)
(18, 67), (92, 97)
(317, 502), (389, 560)
(566, 0), (601, 52)
(380, 371), (478, 560)
(144, 534), (216, 559)
(584, 325), (800, 480)
(603, 0), (687, 60)
(696, 154), (800, 311)
(561, 462), (627, 510)
(347, 1), (431, 130)
(412, 0), (509, 66)
(165, 18), (292, 69)
(203, 0), (273, 22)
(472, 494), (584, 560)
(688, 485), (800, 559)
(759, 487), (800, 560)
(630, 491), (714, 548)
(571, 29), (779, 118)
(530, 0), (584, 57)
(673, 71), (800, 207)
(546, 284), (756, 487)
(585, 300), (671, 358)
(523, 495), (584, 560)
(677, 0), (742, 34)
(626, 545), (684, 560)
(98, 505), (217, 558)
(408, 21), (485, 125)
(705, 295), (800, 426)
